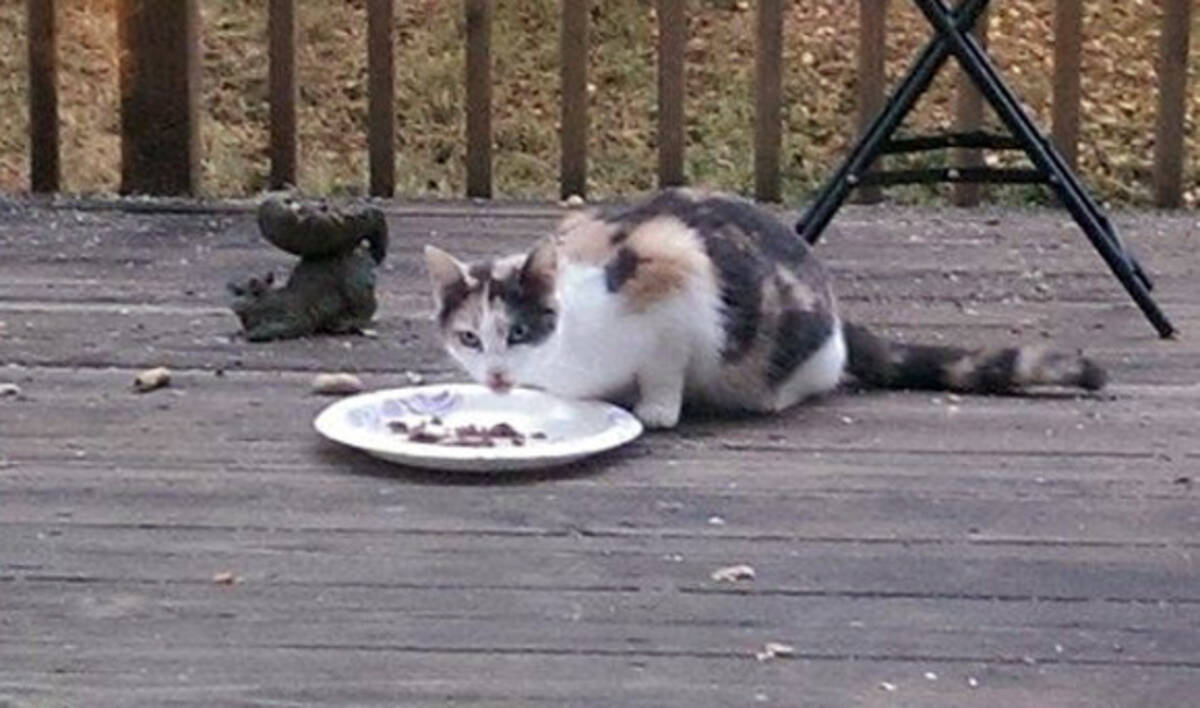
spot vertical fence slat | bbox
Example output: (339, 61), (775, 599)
(855, 0), (887, 204)
(1051, 0), (1082, 171)
(117, 0), (200, 195)
(656, 0), (685, 188)
(1153, 0), (1192, 208)
(754, 0), (783, 203)
(268, 0), (297, 190)
(560, 0), (589, 200)
(27, 0), (59, 193)
(465, 0), (493, 199)
(367, 0), (395, 197)
(951, 5), (989, 207)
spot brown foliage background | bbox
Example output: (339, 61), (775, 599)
(0, 0), (1195, 205)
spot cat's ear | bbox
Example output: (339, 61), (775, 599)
(423, 245), (467, 291)
(520, 237), (557, 297)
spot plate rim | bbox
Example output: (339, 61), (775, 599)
(313, 383), (643, 469)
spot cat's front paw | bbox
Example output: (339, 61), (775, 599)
(633, 399), (681, 429)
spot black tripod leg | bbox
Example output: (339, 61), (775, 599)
(796, 0), (991, 245)
(914, 0), (1175, 337)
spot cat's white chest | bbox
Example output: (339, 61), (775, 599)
(527, 264), (661, 398)
(523, 261), (725, 403)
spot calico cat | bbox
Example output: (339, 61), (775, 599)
(423, 188), (1105, 428)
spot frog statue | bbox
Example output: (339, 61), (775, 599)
(227, 196), (388, 342)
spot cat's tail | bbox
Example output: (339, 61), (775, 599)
(841, 321), (1107, 394)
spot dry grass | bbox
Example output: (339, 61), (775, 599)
(0, 0), (121, 193)
(0, 0), (1195, 204)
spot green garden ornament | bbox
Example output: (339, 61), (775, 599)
(228, 196), (388, 341)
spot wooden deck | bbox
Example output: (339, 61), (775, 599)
(1, 198), (1198, 706)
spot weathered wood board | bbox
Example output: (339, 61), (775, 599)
(1, 199), (1197, 706)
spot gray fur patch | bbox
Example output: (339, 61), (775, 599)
(767, 308), (834, 387)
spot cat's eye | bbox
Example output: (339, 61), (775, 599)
(508, 323), (531, 344)
(456, 330), (482, 349)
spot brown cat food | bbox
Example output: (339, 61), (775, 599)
(391, 417), (543, 447)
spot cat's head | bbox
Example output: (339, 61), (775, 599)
(423, 239), (558, 392)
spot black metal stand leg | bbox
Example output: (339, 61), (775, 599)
(913, 0), (1175, 337)
(795, 0), (991, 246)
(794, 0), (1175, 338)
(914, 0), (1130, 263)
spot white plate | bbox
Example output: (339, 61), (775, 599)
(314, 384), (644, 472)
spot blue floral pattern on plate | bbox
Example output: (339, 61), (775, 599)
(381, 389), (462, 418)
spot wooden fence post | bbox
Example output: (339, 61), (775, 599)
(855, 0), (887, 205)
(951, 5), (988, 207)
(560, 0), (589, 200)
(1051, 0), (1081, 171)
(117, 0), (200, 195)
(368, 0), (395, 197)
(268, 0), (297, 190)
(754, 0), (783, 203)
(656, 0), (685, 188)
(465, 0), (493, 199)
(1153, 0), (1192, 208)
(27, 0), (59, 193)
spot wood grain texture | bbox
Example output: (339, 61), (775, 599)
(559, 0), (589, 200)
(656, 0), (685, 187)
(465, 0), (493, 198)
(951, 6), (989, 207)
(1, 200), (1198, 706)
(268, 0), (297, 190)
(116, 0), (201, 195)
(753, 0), (782, 203)
(367, 0), (395, 197)
(1153, 0), (1193, 208)
(854, 0), (887, 205)
(1051, 0), (1082, 171)
(26, 0), (59, 193)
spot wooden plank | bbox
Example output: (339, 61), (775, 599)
(6, 395), (1199, 505)
(656, 0), (685, 187)
(1153, 0), (1193, 208)
(753, 0), (783, 202)
(1051, 0), (1082, 171)
(854, 0), (887, 205)
(367, 0), (395, 197)
(464, 0), (493, 198)
(116, 0), (201, 196)
(5, 439), (1195, 516)
(2, 293), (1198, 389)
(9, 577), (1200, 664)
(0, 207), (1198, 383)
(3, 206), (1199, 310)
(5, 368), (1200, 547)
(268, 0), (298, 190)
(9, 402), (1197, 493)
(26, 0), (59, 193)
(12, 563), (1198, 634)
(6, 448), (1200, 547)
(4, 645), (1196, 708)
(4, 204), (1200, 705)
(951, 5), (989, 207)
(559, 0), (589, 200)
(6, 452), (1199, 544)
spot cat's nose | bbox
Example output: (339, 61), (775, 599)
(485, 370), (513, 393)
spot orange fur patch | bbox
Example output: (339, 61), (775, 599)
(620, 216), (712, 311)
(557, 210), (620, 266)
